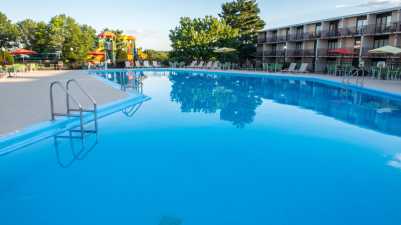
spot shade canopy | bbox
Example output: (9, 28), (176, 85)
(214, 47), (236, 53)
(11, 49), (37, 55)
(328, 48), (355, 55)
(368, 46), (401, 55)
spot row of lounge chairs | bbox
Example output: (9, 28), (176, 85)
(126, 61), (162, 68)
(263, 63), (310, 73)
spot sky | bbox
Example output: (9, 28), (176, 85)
(2, 0), (401, 51)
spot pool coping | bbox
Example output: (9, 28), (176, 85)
(0, 74), (151, 155)
(91, 68), (401, 101)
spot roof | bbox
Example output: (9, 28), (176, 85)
(261, 6), (401, 32)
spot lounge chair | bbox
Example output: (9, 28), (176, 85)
(143, 61), (151, 68)
(297, 63), (309, 73)
(211, 61), (220, 70)
(196, 61), (204, 69)
(135, 61), (142, 67)
(125, 61), (133, 68)
(188, 61), (197, 68)
(153, 61), (161, 67)
(283, 63), (297, 72)
(204, 61), (213, 69)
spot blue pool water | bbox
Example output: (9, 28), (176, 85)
(1, 70), (401, 225)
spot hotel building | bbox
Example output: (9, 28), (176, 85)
(257, 7), (401, 72)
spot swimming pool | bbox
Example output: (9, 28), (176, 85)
(1, 70), (401, 225)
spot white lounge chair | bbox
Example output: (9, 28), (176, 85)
(188, 61), (197, 68)
(143, 61), (151, 68)
(135, 61), (142, 67)
(153, 61), (161, 67)
(283, 63), (297, 72)
(196, 61), (205, 68)
(205, 61), (213, 69)
(211, 61), (220, 70)
(298, 63), (309, 73)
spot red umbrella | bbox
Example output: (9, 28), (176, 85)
(328, 48), (355, 55)
(11, 49), (37, 55)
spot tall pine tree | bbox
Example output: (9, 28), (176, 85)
(219, 0), (265, 62)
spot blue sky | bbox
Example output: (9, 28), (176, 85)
(2, 0), (401, 50)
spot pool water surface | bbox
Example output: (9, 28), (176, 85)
(1, 70), (401, 225)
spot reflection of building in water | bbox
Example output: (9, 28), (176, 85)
(54, 127), (98, 168)
(169, 71), (401, 136)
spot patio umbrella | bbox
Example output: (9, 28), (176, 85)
(214, 47), (236, 62)
(368, 45), (401, 55)
(369, 45), (401, 79)
(11, 49), (37, 56)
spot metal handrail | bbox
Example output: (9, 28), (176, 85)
(50, 81), (83, 120)
(50, 81), (85, 138)
(66, 79), (98, 132)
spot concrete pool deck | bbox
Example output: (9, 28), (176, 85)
(0, 70), (128, 137)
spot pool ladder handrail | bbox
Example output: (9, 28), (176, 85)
(50, 79), (98, 138)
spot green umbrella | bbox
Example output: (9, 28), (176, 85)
(368, 45), (401, 55)
(369, 46), (401, 79)
(214, 47), (236, 63)
(213, 47), (237, 53)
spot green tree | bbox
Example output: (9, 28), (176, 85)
(47, 15), (96, 63)
(17, 19), (38, 50)
(219, 0), (265, 61)
(143, 49), (169, 62)
(0, 12), (20, 48)
(169, 16), (239, 62)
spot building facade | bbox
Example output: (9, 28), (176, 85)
(257, 7), (401, 72)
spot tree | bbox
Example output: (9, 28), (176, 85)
(169, 16), (239, 62)
(17, 19), (38, 50)
(47, 15), (96, 63)
(143, 49), (169, 62)
(0, 12), (20, 48)
(219, 0), (265, 61)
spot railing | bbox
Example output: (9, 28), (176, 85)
(50, 79), (98, 139)
(317, 48), (359, 57)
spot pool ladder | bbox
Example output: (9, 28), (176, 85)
(50, 79), (98, 138)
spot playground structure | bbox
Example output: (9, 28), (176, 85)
(87, 31), (137, 67)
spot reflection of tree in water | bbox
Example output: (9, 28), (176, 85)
(169, 72), (401, 135)
(170, 72), (263, 128)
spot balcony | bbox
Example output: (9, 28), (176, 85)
(289, 34), (304, 41)
(318, 48), (360, 57)
(365, 22), (401, 35)
(257, 37), (267, 44)
(303, 32), (321, 40)
(287, 49), (316, 57)
(261, 50), (286, 57)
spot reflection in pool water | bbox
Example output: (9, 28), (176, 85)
(167, 71), (401, 136)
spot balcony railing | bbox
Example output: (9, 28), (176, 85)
(257, 37), (267, 43)
(287, 49), (316, 57)
(317, 48), (360, 57)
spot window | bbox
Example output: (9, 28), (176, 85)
(296, 26), (304, 39)
(328, 40), (338, 49)
(315, 23), (322, 36)
(329, 21), (339, 32)
(295, 42), (303, 50)
(373, 36), (389, 48)
(356, 17), (367, 33)
(376, 13), (392, 32)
